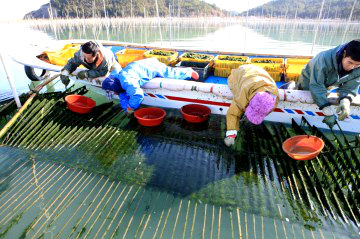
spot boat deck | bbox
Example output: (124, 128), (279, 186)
(0, 88), (359, 238)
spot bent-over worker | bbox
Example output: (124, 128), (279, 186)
(224, 64), (279, 147)
(101, 58), (199, 115)
(60, 41), (121, 86)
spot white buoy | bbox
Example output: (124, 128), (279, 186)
(0, 52), (22, 108)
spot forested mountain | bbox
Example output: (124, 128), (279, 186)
(24, 0), (227, 19)
(242, 0), (360, 20)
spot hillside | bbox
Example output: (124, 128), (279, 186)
(24, 0), (228, 19)
(243, 0), (360, 20)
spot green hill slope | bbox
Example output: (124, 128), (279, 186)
(243, 0), (360, 20)
(24, 0), (228, 19)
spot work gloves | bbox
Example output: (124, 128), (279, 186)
(77, 71), (88, 80)
(224, 130), (237, 147)
(60, 69), (89, 86)
(322, 99), (351, 129)
(336, 98), (350, 121)
(126, 106), (134, 115)
(321, 106), (336, 129)
(60, 69), (70, 87)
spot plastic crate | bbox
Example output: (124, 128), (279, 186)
(179, 61), (212, 82)
(250, 57), (285, 73)
(284, 58), (311, 82)
(285, 65), (306, 82)
(116, 48), (146, 68)
(214, 67), (233, 78)
(286, 58), (311, 65)
(214, 55), (249, 69)
(179, 52), (214, 65)
(144, 49), (178, 65)
(268, 72), (283, 82)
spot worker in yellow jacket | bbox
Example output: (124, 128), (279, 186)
(225, 64), (279, 147)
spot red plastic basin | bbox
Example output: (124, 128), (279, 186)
(282, 135), (324, 160)
(134, 107), (166, 127)
(65, 95), (96, 114)
(180, 104), (211, 123)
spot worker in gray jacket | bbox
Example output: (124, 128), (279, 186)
(60, 41), (121, 86)
(296, 39), (360, 128)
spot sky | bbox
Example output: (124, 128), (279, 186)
(0, 0), (49, 21)
(0, 0), (272, 21)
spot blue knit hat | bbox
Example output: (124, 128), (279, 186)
(102, 76), (123, 94)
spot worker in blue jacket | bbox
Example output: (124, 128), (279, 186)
(102, 58), (199, 114)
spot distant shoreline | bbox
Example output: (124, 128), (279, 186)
(1, 16), (360, 25)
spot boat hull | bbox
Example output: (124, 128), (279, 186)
(85, 79), (360, 133)
(141, 87), (360, 133)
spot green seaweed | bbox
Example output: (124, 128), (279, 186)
(219, 56), (247, 62)
(182, 52), (213, 60)
(253, 59), (280, 63)
(0, 213), (24, 238)
(0, 91), (359, 239)
(19, 223), (33, 239)
(148, 50), (175, 56)
(78, 227), (86, 237)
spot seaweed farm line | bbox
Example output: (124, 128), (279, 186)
(0, 89), (359, 238)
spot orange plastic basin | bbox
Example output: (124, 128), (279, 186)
(282, 135), (324, 160)
(134, 107), (166, 127)
(180, 104), (211, 123)
(65, 95), (96, 114)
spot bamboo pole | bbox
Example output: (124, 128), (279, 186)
(341, 0), (358, 42)
(0, 52), (21, 108)
(0, 73), (60, 140)
(311, 0), (325, 54)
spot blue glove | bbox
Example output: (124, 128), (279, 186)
(128, 94), (143, 110)
(322, 114), (337, 129)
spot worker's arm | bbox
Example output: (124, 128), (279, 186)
(308, 63), (330, 109)
(226, 101), (244, 132)
(121, 76), (144, 111)
(63, 52), (81, 74)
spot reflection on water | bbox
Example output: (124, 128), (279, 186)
(26, 18), (360, 55)
(31, 20), (221, 46)
(244, 21), (360, 48)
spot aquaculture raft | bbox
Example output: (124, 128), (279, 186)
(0, 89), (359, 239)
(12, 40), (360, 133)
